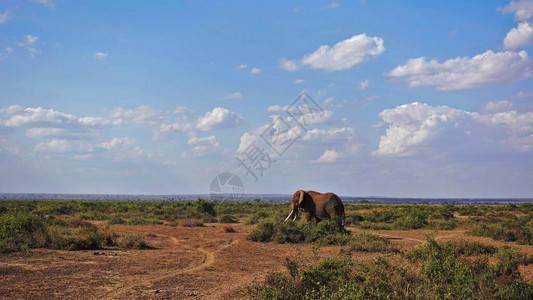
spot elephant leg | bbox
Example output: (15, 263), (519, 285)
(304, 212), (312, 223)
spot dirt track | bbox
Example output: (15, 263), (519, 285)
(1, 223), (532, 299)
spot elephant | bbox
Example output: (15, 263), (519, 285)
(284, 190), (345, 229)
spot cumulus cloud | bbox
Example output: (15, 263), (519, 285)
(250, 67), (261, 74)
(196, 107), (243, 131)
(500, 0), (533, 21)
(111, 106), (167, 126)
(182, 136), (219, 157)
(0, 9), (11, 25)
(93, 52), (108, 61)
(0, 105), (76, 127)
(315, 149), (340, 163)
(302, 127), (356, 145)
(35, 139), (86, 153)
(279, 58), (299, 71)
(373, 102), (533, 157)
(279, 34), (385, 72)
(0, 105), (113, 141)
(387, 50), (533, 90)
(481, 100), (515, 114)
(504, 22), (533, 49)
(294, 79), (304, 84)
(97, 137), (145, 162)
(237, 64), (248, 70)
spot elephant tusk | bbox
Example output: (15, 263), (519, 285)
(292, 213), (297, 221)
(284, 210), (294, 222)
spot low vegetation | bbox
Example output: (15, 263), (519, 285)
(248, 237), (533, 299)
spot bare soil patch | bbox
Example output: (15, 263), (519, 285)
(1, 223), (531, 299)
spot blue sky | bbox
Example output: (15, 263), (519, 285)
(1, 0), (532, 197)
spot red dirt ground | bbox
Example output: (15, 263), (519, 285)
(1, 223), (532, 299)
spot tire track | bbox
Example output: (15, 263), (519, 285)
(105, 234), (237, 299)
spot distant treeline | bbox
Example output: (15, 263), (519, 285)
(0, 193), (532, 203)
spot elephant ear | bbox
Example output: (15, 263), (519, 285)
(297, 190), (305, 206)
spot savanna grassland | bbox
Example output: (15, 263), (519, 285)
(1, 199), (533, 299)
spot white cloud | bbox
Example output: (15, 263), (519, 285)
(280, 34), (385, 72)
(293, 110), (334, 126)
(219, 92), (243, 100)
(18, 35), (38, 57)
(504, 22), (533, 49)
(0, 9), (11, 25)
(237, 131), (259, 153)
(279, 58), (299, 71)
(359, 79), (369, 90)
(182, 136), (219, 157)
(267, 105), (289, 112)
(196, 107), (243, 131)
(373, 102), (533, 157)
(237, 64), (248, 70)
(294, 79), (304, 84)
(97, 137), (145, 161)
(302, 127), (356, 145)
(315, 149), (340, 163)
(26, 128), (84, 139)
(0, 105), (112, 140)
(5, 47), (13, 54)
(93, 52), (108, 61)
(481, 100), (514, 114)
(111, 105), (166, 126)
(250, 67), (261, 74)
(172, 106), (193, 114)
(78, 116), (109, 127)
(31, 0), (55, 8)
(387, 50), (533, 90)
(500, 0), (533, 21)
(328, 2), (340, 8)
(0, 105), (77, 127)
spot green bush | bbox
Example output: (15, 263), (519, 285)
(247, 220), (345, 244)
(107, 215), (126, 225)
(218, 214), (238, 223)
(47, 224), (116, 251)
(347, 233), (396, 252)
(116, 234), (150, 249)
(245, 211), (269, 225)
(0, 211), (48, 253)
(249, 238), (533, 299)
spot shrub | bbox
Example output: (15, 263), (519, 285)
(116, 234), (149, 249)
(107, 216), (126, 225)
(247, 221), (275, 242)
(196, 199), (217, 217)
(218, 214), (238, 223)
(127, 216), (162, 225)
(346, 233), (396, 252)
(0, 211), (48, 253)
(249, 238), (533, 299)
(47, 224), (116, 251)
(245, 211), (269, 225)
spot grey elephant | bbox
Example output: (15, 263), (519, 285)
(284, 190), (345, 229)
